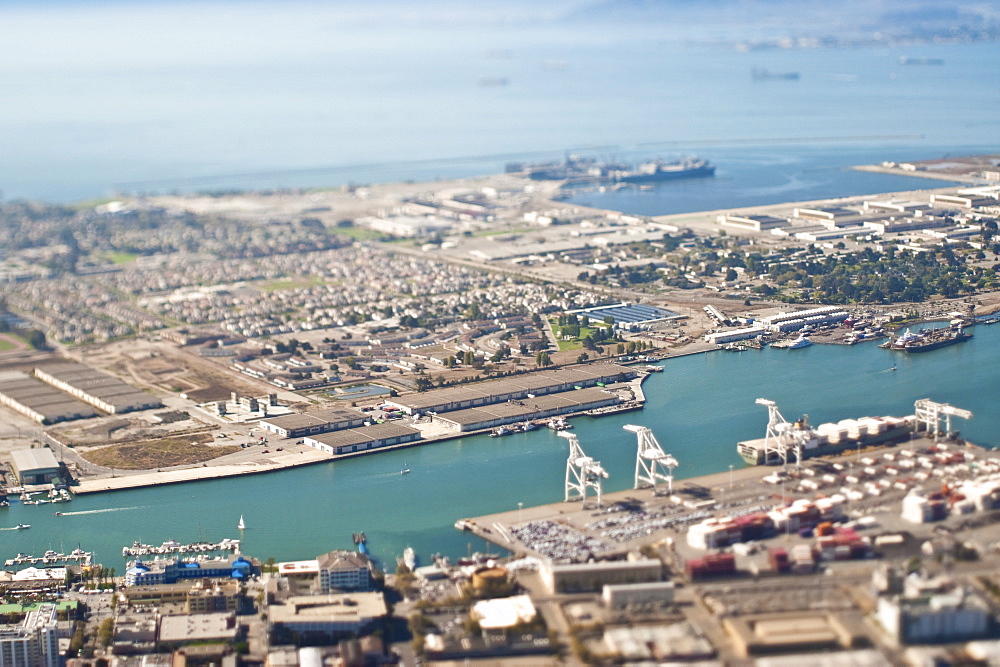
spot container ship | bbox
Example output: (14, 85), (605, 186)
(505, 156), (714, 185)
(880, 326), (972, 352)
(737, 411), (914, 466)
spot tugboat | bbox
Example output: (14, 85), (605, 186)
(547, 417), (572, 431)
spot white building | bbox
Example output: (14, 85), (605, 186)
(876, 587), (991, 644)
(316, 551), (374, 592)
(0, 604), (60, 667)
(602, 581), (675, 608)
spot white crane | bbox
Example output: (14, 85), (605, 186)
(914, 399), (972, 441)
(755, 398), (818, 469)
(559, 431), (608, 508)
(623, 424), (678, 495)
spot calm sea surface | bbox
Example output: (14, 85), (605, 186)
(2, 2), (999, 567)
(0, 2), (997, 202)
(4, 325), (998, 567)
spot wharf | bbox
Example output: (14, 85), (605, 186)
(457, 436), (998, 566)
(72, 376), (650, 495)
(4, 549), (93, 568)
(122, 538), (241, 558)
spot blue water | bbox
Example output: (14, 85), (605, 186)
(0, 2), (997, 202)
(4, 325), (999, 567)
(2, 1), (999, 567)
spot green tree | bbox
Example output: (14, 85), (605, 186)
(98, 618), (114, 647)
(27, 330), (46, 350)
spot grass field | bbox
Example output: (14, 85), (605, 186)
(103, 251), (139, 265)
(84, 436), (236, 470)
(0, 333), (26, 352)
(260, 276), (326, 292)
(331, 226), (393, 242)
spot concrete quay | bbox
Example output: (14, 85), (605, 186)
(457, 435), (1000, 569)
(72, 377), (650, 494)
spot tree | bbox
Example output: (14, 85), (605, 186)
(577, 353), (589, 364)
(97, 618), (114, 647)
(535, 351), (552, 367)
(27, 330), (46, 350)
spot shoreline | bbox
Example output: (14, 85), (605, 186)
(64, 311), (996, 495)
(73, 375), (655, 495)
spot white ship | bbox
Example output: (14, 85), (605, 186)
(403, 546), (417, 571)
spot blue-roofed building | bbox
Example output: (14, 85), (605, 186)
(124, 555), (258, 587)
(566, 302), (683, 328)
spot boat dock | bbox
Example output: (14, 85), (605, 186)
(4, 549), (93, 568)
(122, 538), (241, 558)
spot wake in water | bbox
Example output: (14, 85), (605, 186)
(58, 506), (146, 516)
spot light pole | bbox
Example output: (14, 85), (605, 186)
(729, 465), (734, 494)
(517, 502), (523, 526)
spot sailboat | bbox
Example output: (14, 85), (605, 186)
(400, 462), (410, 475)
(237, 515), (246, 531)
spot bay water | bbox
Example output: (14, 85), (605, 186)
(4, 325), (997, 568)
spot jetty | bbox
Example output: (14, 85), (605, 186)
(4, 549), (93, 568)
(122, 538), (241, 558)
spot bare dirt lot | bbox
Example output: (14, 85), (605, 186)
(82, 434), (237, 470)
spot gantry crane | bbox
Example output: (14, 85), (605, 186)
(559, 431), (608, 508)
(623, 424), (678, 495)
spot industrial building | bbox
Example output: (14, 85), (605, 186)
(258, 407), (367, 439)
(876, 585), (991, 644)
(430, 387), (620, 432)
(718, 214), (787, 232)
(757, 306), (850, 333)
(383, 363), (635, 415)
(0, 370), (96, 424)
(723, 612), (865, 657)
(34, 362), (162, 415)
(122, 579), (242, 614)
(303, 423), (420, 456)
(540, 558), (662, 595)
(704, 326), (767, 345)
(9, 449), (62, 486)
(565, 302), (682, 326)
(158, 613), (238, 649)
(602, 581), (676, 608)
(268, 592), (387, 638)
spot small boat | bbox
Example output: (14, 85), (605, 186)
(237, 515), (246, 531)
(403, 546), (417, 571)
(547, 417), (572, 431)
(54, 512), (63, 516)
(15, 524), (30, 530)
(489, 426), (512, 438)
(400, 463), (410, 475)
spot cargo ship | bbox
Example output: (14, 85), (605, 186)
(880, 326), (972, 352)
(737, 406), (913, 466)
(505, 155), (714, 185)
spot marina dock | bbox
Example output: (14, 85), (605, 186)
(122, 538), (241, 558)
(4, 549), (93, 568)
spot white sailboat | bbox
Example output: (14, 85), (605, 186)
(237, 515), (246, 531)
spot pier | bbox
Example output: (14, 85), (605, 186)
(122, 538), (241, 558)
(4, 549), (93, 568)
